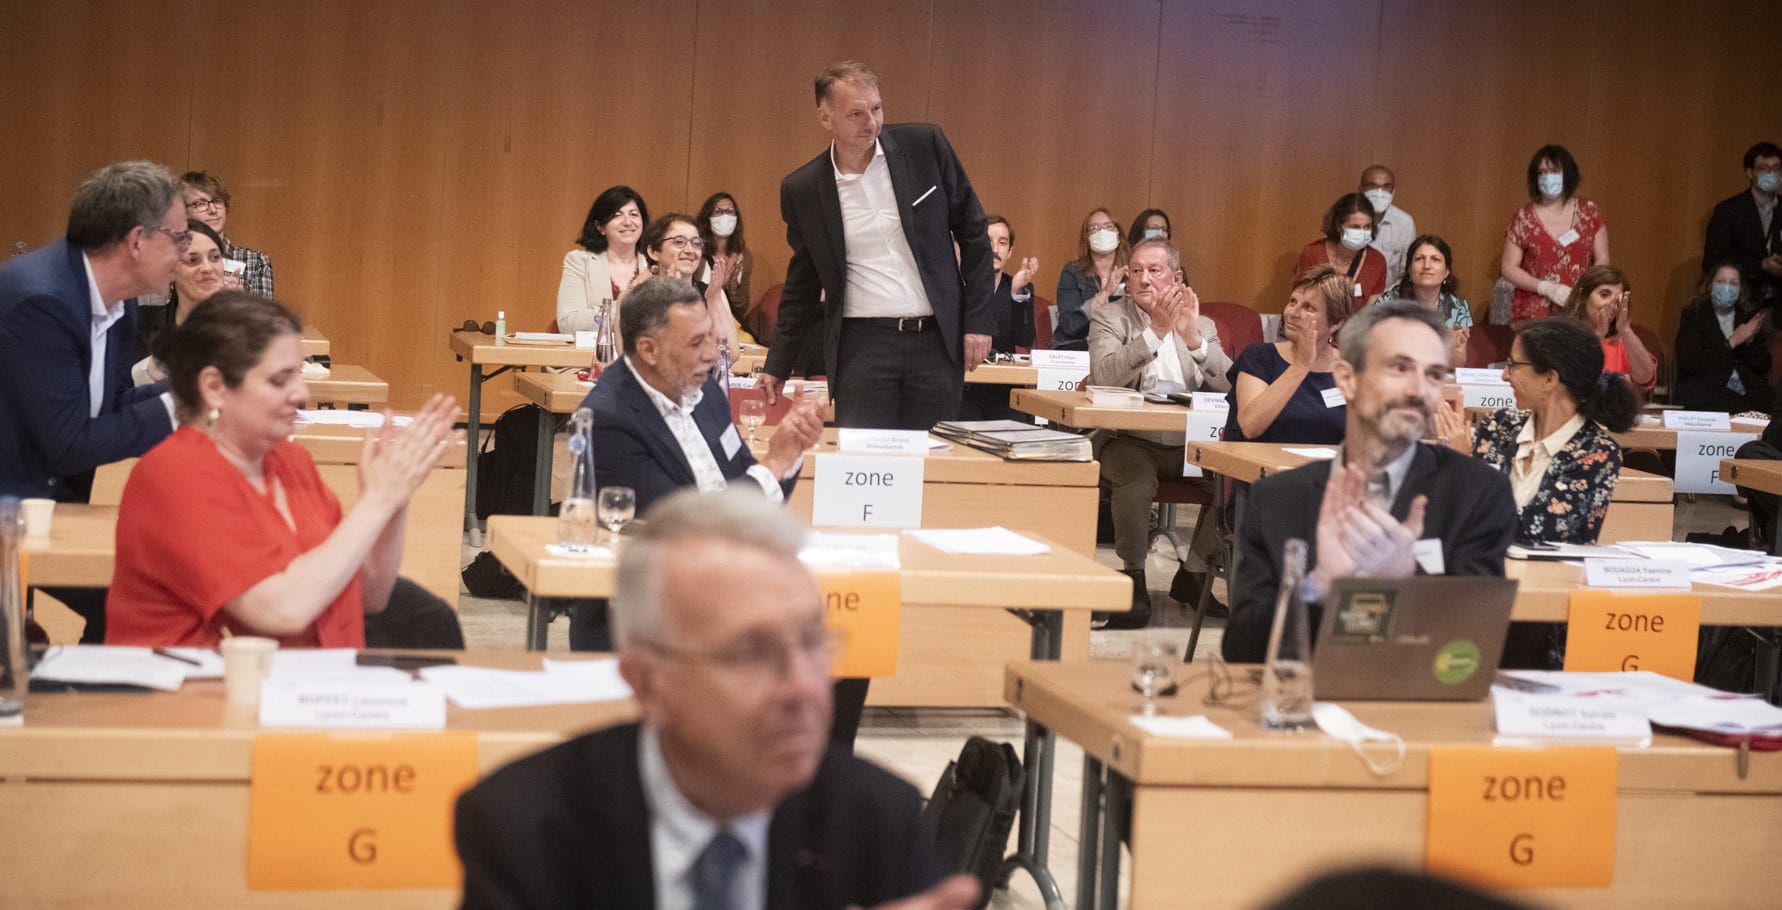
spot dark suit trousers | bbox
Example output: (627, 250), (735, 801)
(835, 320), (962, 430)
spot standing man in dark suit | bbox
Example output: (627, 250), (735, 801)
(1704, 141), (1782, 311)
(568, 276), (824, 650)
(0, 161), (186, 641)
(1222, 302), (1517, 663)
(456, 488), (978, 910)
(760, 60), (997, 431)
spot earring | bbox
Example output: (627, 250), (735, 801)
(206, 407), (220, 427)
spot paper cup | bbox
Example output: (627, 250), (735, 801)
(20, 498), (53, 539)
(221, 636), (279, 707)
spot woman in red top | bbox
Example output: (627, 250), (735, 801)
(106, 292), (460, 648)
(1295, 193), (1387, 304)
(1557, 264), (1656, 394)
(1501, 144), (1611, 327)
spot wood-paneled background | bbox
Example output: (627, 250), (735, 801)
(4, 0), (1779, 412)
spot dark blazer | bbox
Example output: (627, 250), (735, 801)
(1471, 409), (1622, 545)
(0, 238), (174, 501)
(455, 723), (941, 910)
(581, 357), (794, 512)
(1222, 444), (1517, 663)
(767, 122), (996, 389)
(1672, 301), (1773, 413)
(1704, 189), (1782, 304)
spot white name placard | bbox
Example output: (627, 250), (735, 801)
(1663, 410), (1732, 431)
(574, 330), (597, 350)
(1674, 430), (1758, 494)
(1029, 349), (1090, 370)
(813, 454), (925, 528)
(1492, 690), (1652, 744)
(1461, 385), (1518, 410)
(1182, 398), (1229, 478)
(836, 428), (930, 455)
(1190, 391), (1230, 411)
(1454, 368), (1508, 385)
(259, 681), (447, 730)
(1035, 368), (1089, 392)
(1584, 559), (1692, 589)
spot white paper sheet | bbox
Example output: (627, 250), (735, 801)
(419, 658), (632, 709)
(799, 532), (902, 569)
(294, 410), (413, 428)
(902, 527), (1051, 556)
(1648, 696), (1782, 735)
(267, 649), (411, 684)
(1282, 447), (1339, 459)
(31, 646), (198, 691)
(1129, 714), (1233, 739)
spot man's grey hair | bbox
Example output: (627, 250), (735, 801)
(1337, 300), (1449, 369)
(1127, 237), (1181, 272)
(66, 161), (180, 252)
(814, 60), (879, 106)
(618, 275), (705, 356)
(611, 487), (809, 648)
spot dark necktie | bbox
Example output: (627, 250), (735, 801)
(692, 829), (747, 910)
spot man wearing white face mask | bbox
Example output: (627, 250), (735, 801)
(1359, 166), (1416, 288)
(1704, 141), (1782, 313)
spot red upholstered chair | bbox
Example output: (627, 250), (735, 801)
(1629, 322), (1672, 402)
(1464, 323), (1514, 368)
(547, 318), (560, 333)
(1199, 301), (1263, 358)
(755, 283), (784, 341)
(1028, 294), (1054, 351)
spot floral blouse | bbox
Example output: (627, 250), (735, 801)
(1471, 408), (1621, 544)
(1505, 198), (1604, 326)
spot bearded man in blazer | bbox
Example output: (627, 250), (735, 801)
(759, 60), (997, 432)
(455, 489), (978, 910)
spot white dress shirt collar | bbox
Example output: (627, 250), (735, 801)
(830, 139), (886, 180)
(639, 727), (771, 910)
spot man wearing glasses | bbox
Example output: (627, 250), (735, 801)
(456, 488), (977, 910)
(0, 160), (186, 641)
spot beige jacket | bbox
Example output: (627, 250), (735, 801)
(1087, 295), (1232, 445)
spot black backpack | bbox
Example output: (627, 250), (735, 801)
(919, 736), (1023, 909)
(474, 404), (544, 520)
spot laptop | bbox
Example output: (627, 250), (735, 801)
(1311, 576), (1519, 701)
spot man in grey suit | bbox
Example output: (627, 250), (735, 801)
(1087, 238), (1231, 628)
(760, 60), (996, 430)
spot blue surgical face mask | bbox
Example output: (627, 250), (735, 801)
(1757, 172), (1780, 194)
(1538, 173), (1565, 198)
(1712, 282), (1740, 309)
(1340, 227), (1372, 251)
(1143, 228), (1168, 240)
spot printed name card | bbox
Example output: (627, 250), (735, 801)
(1181, 398), (1229, 478)
(1426, 746), (1616, 889)
(1462, 385), (1518, 410)
(260, 681), (447, 730)
(1492, 690), (1652, 744)
(1663, 410), (1732, 430)
(1190, 391), (1229, 411)
(1320, 387), (1346, 408)
(248, 732), (478, 889)
(817, 570), (901, 677)
(1454, 368), (1509, 385)
(1673, 431), (1759, 494)
(1582, 558), (1691, 590)
(812, 454), (924, 528)
(1564, 590), (1701, 679)
(836, 428), (930, 455)
(1031, 349), (1090, 393)
(574, 330), (597, 350)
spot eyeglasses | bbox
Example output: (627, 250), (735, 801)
(711, 207), (739, 216)
(1087, 222), (1117, 233)
(148, 225), (193, 250)
(461, 319), (496, 335)
(661, 236), (705, 252)
(185, 197), (225, 213)
(643, 623), (838, 682)
(1503, 358), (1537, 371)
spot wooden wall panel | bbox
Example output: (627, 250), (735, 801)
(4, 0), (1781, 412)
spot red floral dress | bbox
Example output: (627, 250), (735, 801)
(1506, 199), (1604, 325)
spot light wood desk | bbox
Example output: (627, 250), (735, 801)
(1724, 458), (1782, 496)
(1006, 660), (1782, 910)
(301, 324), (330, 357)
(1505, 559), (1782, 625)
(21, 503), (115, 588)
(1013, 387), (1191, 432)
(305, 364), (390, 408)
(0, 650), (633, 908)
(1465, 408), (1765, 452)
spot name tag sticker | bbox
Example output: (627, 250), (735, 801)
(1556, 228), (1581, 246)
(1564, 590), (1701, 679)
(1426, 745), (1616, 889)
(1673, 430), (1758, 494)
(817, 569), (901, 677)
(1412, 538), (1445, 574)
(248, 732), (478, 890)
(1461, 385), (1517, 410)
(720, 423), (743, 459)
(836, 428), (929, 455)
(1662, 410), (1732, 431)
(1321, 387), (1346, 408)
(813, 454), (924, 528)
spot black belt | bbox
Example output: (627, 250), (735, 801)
(847, 315), (936, 333)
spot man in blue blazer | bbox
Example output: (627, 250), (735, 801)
(760, 60), (997, 431)
(567, 276), (823, 650)
(0, 161), (186, 641)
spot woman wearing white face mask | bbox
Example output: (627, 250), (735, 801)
(1501, 144), (1610, 328)
(1295, 193), (1387, 303)
(1053, 207), (1128, 351)
(1674, 259), (1771, 412)
(696, 192), (755, 339)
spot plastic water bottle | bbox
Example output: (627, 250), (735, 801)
(1261, 538), (1314, 731)
(0, 498), (28, 722)
(557, 408), (597, 552)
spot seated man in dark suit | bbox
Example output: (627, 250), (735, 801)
(1704, 141), (1782, 312)
(568, 275), (823, 650)
(1223, 301), (1517, 663)
(957, 214), (1037, 420)
(455, 488), (978, 910)
(0, 161), (186, 641)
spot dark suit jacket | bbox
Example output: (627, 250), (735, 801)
(0, 238), (174, 501)
(1704, 189), (1782, 304)
(581, 357), (795, 512)
(1221, 444), (1517, 663)
(455, 723), (941, 910)
(1672, 301), (1773, 413)
(988, 273), (1036, 353)
(767, 122), (996, 391)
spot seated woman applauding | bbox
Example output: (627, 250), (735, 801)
(106, 292), (461, 647)
(640, 213), (744, 354)
(1673, 258), (1771, 413)
(1557, 264), (1657, 394)
(1225, 265), (1351, 444)
(1435, 318), (1637, 544)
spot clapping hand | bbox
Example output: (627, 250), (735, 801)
(709, 253), (737, 290)
(1430, 397), (1471, 451)
(1731, 311), (1766, 348)
(1170, 281), (1204, 349)
(358, 394), (462, 511)
(1011, 256), (1039, 291)
(760, 391), (825, 478)
(1307, 463), (1427, 600)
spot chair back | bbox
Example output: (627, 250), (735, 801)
(755, 283), (785, 341)
(1465, 323), (1514, 368)
(1029, 294), (1054, 350)
(1200, 301), (1263, 358)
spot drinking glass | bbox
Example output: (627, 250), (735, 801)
(597, 486), (636, 539)
(1130, 639), (1174, 716)
(739, 399), (766, 443)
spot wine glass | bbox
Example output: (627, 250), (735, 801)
(738, 399), (766, 443)
(1130, 640), (1175, 716)
(597, 486), (636, 540)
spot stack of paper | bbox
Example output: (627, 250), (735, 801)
(931, 420), (1091, 462)
(32, 645), (223, 691)
(801, 532), (902, 570)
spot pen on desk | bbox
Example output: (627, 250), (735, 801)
(152, 648), (203, 667)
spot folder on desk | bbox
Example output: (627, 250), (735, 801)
(932, 421), (1092, 461)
